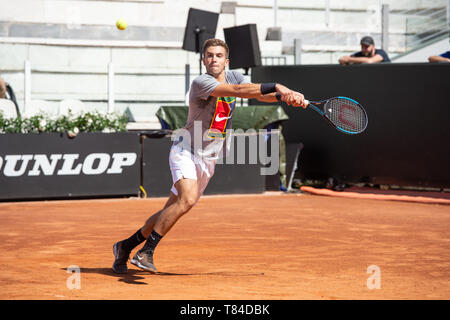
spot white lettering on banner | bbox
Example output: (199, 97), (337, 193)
(107, 153), (137, 174)
(3, 155), (33, 177)
(0, 153), (138, 177)
(28, 154), (63, 176)
(82, 153), (110, 175)
(57, 154), (83, 175)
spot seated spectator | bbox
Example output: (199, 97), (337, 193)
(428, 51), (450, 63)
(339, 36), (391, 65)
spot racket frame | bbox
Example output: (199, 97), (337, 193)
(306, 96), (368, 134)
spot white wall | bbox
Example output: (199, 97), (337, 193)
(393, 38), (450, 63)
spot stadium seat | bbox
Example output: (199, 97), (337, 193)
(59, 99), (85, 116)
(23, 100), (59, 118)
(0, 98), (18, 118)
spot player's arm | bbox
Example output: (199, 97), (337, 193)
(211, 83), (306, 107)
(255, 92), (278, 103)
(210, 83), (274, 99)
(256, 90), (307, 108)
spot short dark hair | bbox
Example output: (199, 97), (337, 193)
(202, 38), (229, 58)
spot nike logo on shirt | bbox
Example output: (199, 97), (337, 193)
(215, 114), (231, 122)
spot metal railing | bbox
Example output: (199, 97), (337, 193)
(262, 56), (287, 66)
(290, 0), (449, 64)
(402, 5), (449, 51)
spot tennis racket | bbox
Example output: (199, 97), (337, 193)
(305, 96), (368, 134)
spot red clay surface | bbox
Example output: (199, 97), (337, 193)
(1, 193), (449, 300)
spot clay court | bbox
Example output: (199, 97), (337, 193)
(1, 192), (449, 300)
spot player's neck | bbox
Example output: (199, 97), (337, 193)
(208, 70), (227, 83)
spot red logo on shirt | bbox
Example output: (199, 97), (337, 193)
(208, 97), (236, 139)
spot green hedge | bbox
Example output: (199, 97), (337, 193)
(0, 111), (129, 134)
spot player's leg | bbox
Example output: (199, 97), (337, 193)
(112, 190), (179, 274)
(152, 177), (199, 236)
(113, 145), (210, 274)
(140, 190), (178, 238)
(113, 175), (199, 273)
(130, 178), (199, 272)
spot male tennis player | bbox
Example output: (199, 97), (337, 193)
(112, 38), (307, 274)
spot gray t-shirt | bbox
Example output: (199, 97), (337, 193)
(174, 70), (250, 159)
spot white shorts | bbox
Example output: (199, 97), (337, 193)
(169, 144), (216, 201)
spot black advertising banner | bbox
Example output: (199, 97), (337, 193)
(0, 132), (141, 200)
(142, 135), (267, 198)
(251, 63), (450, 189)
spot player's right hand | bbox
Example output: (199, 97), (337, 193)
(291, 92), (307, 108)
(276, 84), (295, 105)
(276, 84), (306, 108)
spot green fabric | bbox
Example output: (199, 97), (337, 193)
(231, 105), (289, 130)
(155, 106), (189, 131)
(156, 105), (289, 130)
(155, 105), (289, 188)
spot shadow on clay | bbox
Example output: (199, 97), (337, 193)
(63, 267), (263, 285)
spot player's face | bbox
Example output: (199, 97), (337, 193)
(203, 46), (229, 77)
(361, 44), (374, 57)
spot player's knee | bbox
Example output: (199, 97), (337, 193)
(178, 195), (197, 213)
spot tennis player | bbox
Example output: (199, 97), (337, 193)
(112, 38), (307, 274)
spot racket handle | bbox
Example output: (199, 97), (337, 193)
(304, 99), (310, 105)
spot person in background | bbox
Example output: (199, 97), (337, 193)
(428, 51), (450, 63)
(0, 74), (6, 99)
(339, 36), (390, 65)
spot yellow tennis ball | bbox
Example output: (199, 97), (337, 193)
(116, 19), (127, 30)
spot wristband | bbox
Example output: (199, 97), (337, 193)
(275, 93), (282, 101)
(260, 83), (277, 95)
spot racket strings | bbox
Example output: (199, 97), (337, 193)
(325, 99), (367, 133)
